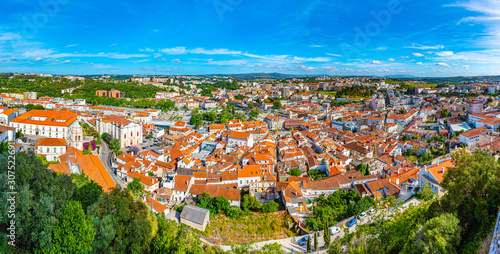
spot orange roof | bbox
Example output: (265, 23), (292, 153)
(128, 172), (159, 187)
(173, 175), (192, 192)
(239, 165), (261, 178)
(229, 131), (250, 140)
(1, 109), (18, 116)
(35, 138), (66, 148)
(145, 196), (168, 214)
(427, 160), (453, 183)
(78, 155), (116, 192)
(10, 110), (77, 127)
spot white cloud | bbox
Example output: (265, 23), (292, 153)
(310, 45), (324, 48)
(159, 47), (186, 54)
(128, 59), (150, 63)
(416, 62), (423, 65)
(434, 51), (454, 56)
(371, 60), (382, 64)
(326, 53), (342, 57)
(109, 43), (117, 47)
(63, 60), (71, 63)
(188, 48), (241, 55)
(463, 65), (470, 68)
(293, 56), (331, 62)
(413, 52), (424, 57)
(374, 47), (388, 50)
(204, 60), (247, 65)
(388, 58), (395, 61)
(153, 53), (162, 58)
(171, 59), (181, 63)
(35, 57), (43, 61)
(64, 44), (78, 48)
(139, 48), (155, 52)
(405, 44), (445, 50)
(436, 62), (449, 66)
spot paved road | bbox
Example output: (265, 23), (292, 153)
(99, 139), (126, 189)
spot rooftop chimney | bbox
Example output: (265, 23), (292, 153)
(441, 167), (445, 173)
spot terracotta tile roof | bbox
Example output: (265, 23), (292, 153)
(145, 196), (168, 213)
(35, 138), (66, 149)
(11, 109), (77, 127)
(173, 175), (192, 192)
(229, 131), (250, 140)
(239, 165), (261, 178)
(461, 126), (490, 138)
(427, 160), (453, 183)
(77, 154), (116, 192)
(128, 172), (159, 187)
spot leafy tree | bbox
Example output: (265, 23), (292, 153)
(441, 150), (500, 250)
(100, 132), (110, 141)
(307, 234), (311, 252)
(288, 167), (302, 176)
(88, 188), (158, 254)
(0, 141), (9, 154)
(314, 231), (318, 251)
(273, 100), (282, 109)
(127, 177), (145, 197)
(403, 213), (461, 254)
(356, 163), (369, 176)
(109, 138), (121, 153)
(242, 194), (261, 211)
(50, 200), (95, 254)
(16, 130), (24, 140)
(262, 200), (279, 213)
(260, 242), (284, 254)
(150, 214), (203, 253)
(198, 193), (215, 211)
(215, 196), (230, 213)
(72, 178), (103, 214)
(225, 205), (242, 218)
(0, 152), (76, 252)
(324, 221), (331, 248)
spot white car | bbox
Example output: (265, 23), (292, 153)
(329, 226), (341, 235)
(357, 212), (367, 220)
(368, 208), (376, 215)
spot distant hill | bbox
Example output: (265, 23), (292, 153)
(229, 73), (304, 81)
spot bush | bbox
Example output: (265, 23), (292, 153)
(262, 201), (279, 213)
(288, 168), (302, 176)
(225, 206), (242, 219)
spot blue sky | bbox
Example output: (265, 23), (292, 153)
(0, 0), (499, 77)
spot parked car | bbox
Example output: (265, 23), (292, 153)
(368, 208), (376, 215)
(357, 212), (367, 220)
(298, 235), (311, 246)
(329, 226), (341, 235)
(346, 218), (357, 227)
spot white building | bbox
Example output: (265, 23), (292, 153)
(228, 131), (254, 147)
(9, 110), (83, 150)
(35, 138), (67, 162)
(459, 127), (492, 147)
(0, 109), (19, 126)
(0, 125), (16, 142)
(95, 115), (143, 148)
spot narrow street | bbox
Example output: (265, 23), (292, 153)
(99, 139), (127, 189)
